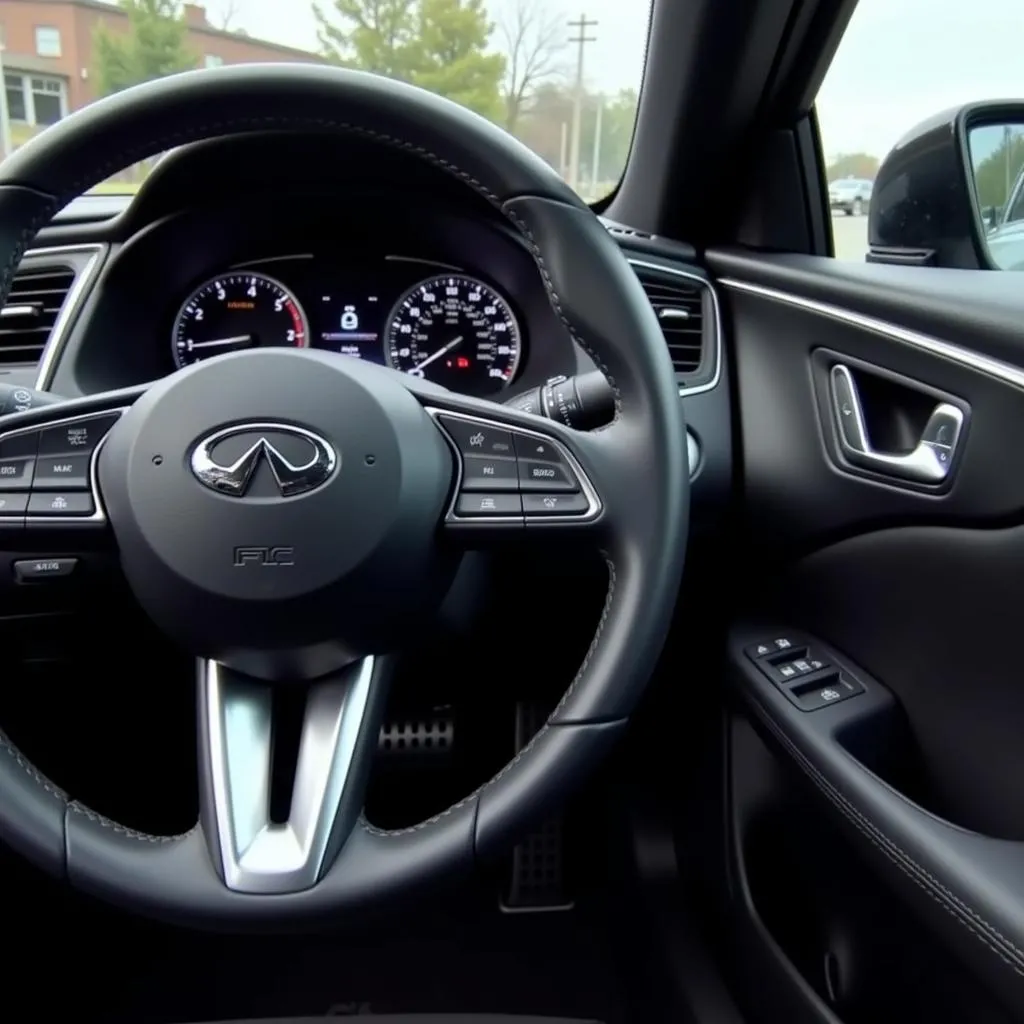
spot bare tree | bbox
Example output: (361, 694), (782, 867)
(209, 0), (241, 31)
(500, 0), (566, 133)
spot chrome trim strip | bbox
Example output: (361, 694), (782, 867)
(202, 656), (376, 894)
(720, 277), (1024, 393)
(0, 407), (127, 525)
(427, 407), (602, 526)
(28, 243), (106, 391)
(625, 258), (723, 397)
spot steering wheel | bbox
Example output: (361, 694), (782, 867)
(0, 65), (687, 927)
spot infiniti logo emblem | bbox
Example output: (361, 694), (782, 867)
(190, 423), (337, 498)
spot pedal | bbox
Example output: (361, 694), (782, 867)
(377, 716), (453, 757)
(501, 701), (573, 912)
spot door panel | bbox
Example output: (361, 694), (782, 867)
(706, 248), (1024, 1022)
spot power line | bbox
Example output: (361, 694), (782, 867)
(567, 12), (597, 194)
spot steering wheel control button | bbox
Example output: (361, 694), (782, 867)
(455, 492), (523, 517)
(460, 454), (519, 491)
(438, 416), (515, 458)
(0, 431), (39, 459)
(0, 492), (30, 516)
(13, 557), (77, 582)
(27, 491), (95, 516)
(522, 493), (589, 516)
(517, 458), (579, 492)
(33, 454), (91, 490)
(38, 413), (120, 456)
(516, 436), (560, 462)
(0, 457), (34, 490)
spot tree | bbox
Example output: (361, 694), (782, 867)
(94, 0), (196, 97)
(313, 0), (420, 79)
(825, 152), (879, 182)
(313, 0), (504, 120)
(412, 0), (505, 121)
(499, 0), (564, 132)
(209, 0), (240, 30)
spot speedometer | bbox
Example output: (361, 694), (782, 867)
(384, 274), (522, 396)
(172, 272), (309, 368)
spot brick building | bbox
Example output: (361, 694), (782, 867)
(0, 0), (323, 145)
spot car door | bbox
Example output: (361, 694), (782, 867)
(703, 245), (1024, 1024)
(678, 4), (1024, 1021)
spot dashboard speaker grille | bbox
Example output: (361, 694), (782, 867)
(0, 265), (75, 365)
(634, 268), (707, 376)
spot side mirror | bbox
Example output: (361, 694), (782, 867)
(867, 100), (1024, 269)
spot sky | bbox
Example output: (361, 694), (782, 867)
(207, 0), (649, 95)
(816, 0), (1024, 161)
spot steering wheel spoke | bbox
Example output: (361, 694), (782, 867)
(424, 401), (612, 542)
(198, 655), (393, 895)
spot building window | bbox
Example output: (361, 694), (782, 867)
(204, 54), (224, 68)
(34, 26), (62, 58)
(3, 72), (66, 126)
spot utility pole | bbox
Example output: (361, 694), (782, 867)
(590, 96), (603, 198)
(1005, 124), (1013, 205)
(567, 12), (597, 194)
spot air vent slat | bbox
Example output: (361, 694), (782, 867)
(633, 268), (708, 375)
(0, 265), (75, 365)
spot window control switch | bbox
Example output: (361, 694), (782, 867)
(786, 673), (864, 712)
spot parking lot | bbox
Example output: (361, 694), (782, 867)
(832, 212), (869, 261)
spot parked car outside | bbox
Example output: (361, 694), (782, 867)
(828, 176), (873, 215)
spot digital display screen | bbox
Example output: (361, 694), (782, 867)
(316, 279), (388, 365)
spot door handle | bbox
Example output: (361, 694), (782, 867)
(829, 364), (964, 484)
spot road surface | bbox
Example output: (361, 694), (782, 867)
(832, 213), (869, 261)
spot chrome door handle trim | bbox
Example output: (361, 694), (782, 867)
(829, 364), (964, 484)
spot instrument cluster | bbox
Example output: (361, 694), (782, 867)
(171, 255), (524, 398)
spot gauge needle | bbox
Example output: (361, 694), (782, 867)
(414, 336), (463, 373)
(187, 334), (255, 351)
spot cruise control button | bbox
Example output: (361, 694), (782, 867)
(455, 492), (522, 517)
(0, 431), (39, 459)
(461, 455), (519, 491)
(522, 492), (589, 515)
(32, 454), (91, 490)
(518, 459), (579, 492)
(0, 492), (29, 516)
(13, 557), (78, 582)
(27, 492), (94, 517)
(437, 417), (515, 458)
(38, 413), (120, 456)
(0, 457), (34, 490)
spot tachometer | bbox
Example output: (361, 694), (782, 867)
(384, 274), (521, 396)
(172, 272), (309, 368)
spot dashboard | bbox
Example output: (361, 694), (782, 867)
(58, 178), (590, 400)
(29, 132), (729, 522)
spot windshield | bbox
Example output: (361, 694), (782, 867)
(0, 0), (650, 203)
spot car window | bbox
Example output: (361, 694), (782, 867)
(0, 0), (651, 204)
(816, 0), (1023, 261)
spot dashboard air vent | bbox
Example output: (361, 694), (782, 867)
(0, 265), (75, 365)
(633, 268), (707, 376)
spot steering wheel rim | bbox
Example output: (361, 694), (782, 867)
(0, 64), (688, 927)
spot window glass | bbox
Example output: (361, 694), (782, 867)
(31, 79), (64, 126)
(4, 74), (26, 123)
(34, 25), (61, 58)
(817, 0), (1024, 260)
(0, 1), (652, 200)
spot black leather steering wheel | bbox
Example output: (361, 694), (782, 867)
(0, 65), (687, 927)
